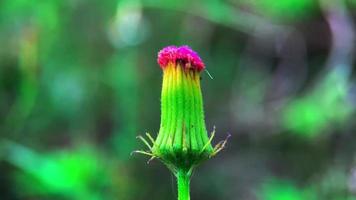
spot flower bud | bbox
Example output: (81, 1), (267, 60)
(135, 45), (227, 173)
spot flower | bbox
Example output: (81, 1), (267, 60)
(157, 45), (205, 71)
(135, 45), (228, 174)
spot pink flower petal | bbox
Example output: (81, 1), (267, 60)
(157, 45), (205, 71)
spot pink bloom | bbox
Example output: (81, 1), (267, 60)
(157, 45), (205, 71)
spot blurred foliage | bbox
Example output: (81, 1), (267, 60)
(282, 69), (353, 137)
(239, 0), (317, 22)
(258, 178), (317, 200)
(1, 0), (356, 199)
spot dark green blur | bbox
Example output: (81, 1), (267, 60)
(1, 0), (356, 199)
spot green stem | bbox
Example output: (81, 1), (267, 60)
(177, 170), (191, 200)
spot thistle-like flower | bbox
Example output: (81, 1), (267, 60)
(135, 45), (228, 200)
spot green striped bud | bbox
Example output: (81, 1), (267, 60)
(135, 45), (228, 174)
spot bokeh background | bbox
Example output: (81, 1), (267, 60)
(1, 0), (356, 199)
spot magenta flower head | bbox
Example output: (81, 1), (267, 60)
(157, 45), (205, 71)
(135, 45), (228, 200)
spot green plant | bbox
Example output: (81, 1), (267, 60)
(134, 45), (228, 200)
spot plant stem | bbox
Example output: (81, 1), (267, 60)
(177, 170), (191, 200)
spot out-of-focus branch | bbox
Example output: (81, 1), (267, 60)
(140, 0), (286, 36)
(320, 0), (355, 74)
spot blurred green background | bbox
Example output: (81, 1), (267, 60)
(1, 0), (356, 199)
